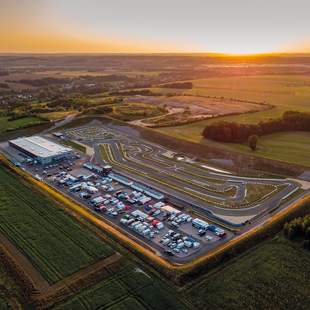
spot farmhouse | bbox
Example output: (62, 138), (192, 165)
(9, 136), (73, 164)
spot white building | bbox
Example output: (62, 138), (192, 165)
(9, 136), (73, 164)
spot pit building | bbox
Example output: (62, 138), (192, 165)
(9, 136), (73, 164)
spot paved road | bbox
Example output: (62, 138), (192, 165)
(41, 114), (77, 135)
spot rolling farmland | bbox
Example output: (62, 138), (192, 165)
(0, 116), (45, 133)
(53, 262), (188, 310)
(153, 75), (310, 166)
(185, 236), (310, 310)
(0, 165), (114, 284)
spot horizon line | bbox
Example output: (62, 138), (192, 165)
(1, 51), (310, 57)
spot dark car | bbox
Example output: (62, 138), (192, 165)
(164, 250), (174, 256)
(198, 229), (207, 236)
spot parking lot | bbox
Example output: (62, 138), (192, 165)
(2, 122), (301, 263)
(3, 142), (232, 263)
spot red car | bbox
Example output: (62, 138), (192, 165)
(95, 205), (107, 212)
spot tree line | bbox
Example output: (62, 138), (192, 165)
(284, 213), (310, 250)
(202, 111), (310, 143)
(159, 82), (193, 89)
(109, 89), (159, 96)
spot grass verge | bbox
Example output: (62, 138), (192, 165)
(60, 139), (87, 153)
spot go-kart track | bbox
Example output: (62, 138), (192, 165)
(64, 123), (301, 228)
(3, 119), (308, 264)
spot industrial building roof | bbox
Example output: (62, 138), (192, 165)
(9, 136), (72, 159)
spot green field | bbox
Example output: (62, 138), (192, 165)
(227, 131), (310, 167)
(54, 235), (310, 310)
(39, 111), (76, 121)
(186, 236), (310, 310)
(53, 262), (187, 310)
(0, 116), (46, 133)
(0, 165), (114, 284)
(187, 75), (310, 121)
(0, 298), (8, 309)
(156, 128), (310, 167)
(61, 139), (87, 153)
(156, 74), (310, 126)
(110, 103), (166, 122)
(1, 163), (310, 309)
(153, 75), (310, 166)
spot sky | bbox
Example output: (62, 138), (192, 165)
(1, 0), (309, 54)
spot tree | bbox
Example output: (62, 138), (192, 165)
(287, 227), (296, 240)
(302, 239), (310, 250)
(248, 135), (258, 151)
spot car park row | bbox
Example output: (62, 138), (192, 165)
(46, 159), (227, 258)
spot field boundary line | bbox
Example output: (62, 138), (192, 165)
(34, 252), (122, 309)
(0, 233), (50, 293)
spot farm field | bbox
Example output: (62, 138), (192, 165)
(185, 236), (310, 310)
(126, 94), (268, 116)
(39, 110), (76, 121)
(124, 93), (269, 127)
(34, 69), (161, 78)
(0, 298), (8, 309)
(186, 75), (310, 121)
(225, 131), (310, 168)
(155, 75), (310, 126)
(110, 103), (166, 122)
(156, 127), (310, 167)
(153, 75), (310, 166)
(0, 263), (24, 309)
(53, 262), (187, 310)
(0, 116), (45, 133)
(0, 165), (114, 284)
(52, 235), (310, 310)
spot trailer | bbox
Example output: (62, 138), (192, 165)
(138, 196), (151, 205)
(82, 184), (99, 194)
(91, 196), (105, 206)
(192, 218), (209, 230)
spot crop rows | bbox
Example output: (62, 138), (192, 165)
(0, 165), (114, 283)
(54, 262), (187, 310)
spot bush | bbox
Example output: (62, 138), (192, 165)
(302, 239), (310, 250)
(284, 213), (310, 245)
(84, 105), (113, 115)
(248, 135), (258, 151)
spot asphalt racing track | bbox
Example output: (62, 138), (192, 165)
(64, 123), (303, 229)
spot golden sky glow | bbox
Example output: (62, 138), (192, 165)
(1, 0), (309, 54)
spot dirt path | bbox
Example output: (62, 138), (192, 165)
(35, 253), (122, 308)
(0, 233), (50, 293)
(0, 230), (122, 307)
(43, 252), (121, 297)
